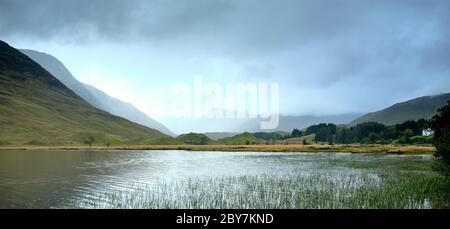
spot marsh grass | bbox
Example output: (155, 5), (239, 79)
(66, 169), (449, 209)
(0, 144), (436, 155)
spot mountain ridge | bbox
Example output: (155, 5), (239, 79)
(350, 93), (450, 125)
(0, 40), (167, 145)
(19, 49), (175, 136)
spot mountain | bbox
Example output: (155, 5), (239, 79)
(81, 83), (175, 136)
(19, 49), (175, 136)
(350, 93), (450, 125)
(0, 40), (167, 145)
(236, 113), (361, 132)
(271, 114), (362, 131)
(165, 113), (361, 134)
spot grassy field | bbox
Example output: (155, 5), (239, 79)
(0, 144), (436, 154)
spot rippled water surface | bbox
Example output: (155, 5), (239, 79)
(0, 150), (445, 209)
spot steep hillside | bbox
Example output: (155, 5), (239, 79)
(19, 49), (175, 136)
(351, 93), (450, 125)
(0, 40), (167, 145)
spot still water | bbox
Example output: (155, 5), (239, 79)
(0, 150), (440, 208)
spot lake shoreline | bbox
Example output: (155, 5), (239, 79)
(1, 148), (444, 209)
(0, 144), (436, 155)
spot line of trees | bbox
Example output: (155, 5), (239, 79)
(432, 101), (450, 175)
(288, 119), (432, 145)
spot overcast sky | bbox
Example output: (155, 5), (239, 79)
(1, 0), (450, 122)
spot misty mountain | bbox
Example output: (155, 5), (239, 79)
(350, 93), (450, 125)
(0, 40), (166, 145)
(268, 114), (362, 131)
(19, 49), (175, 136)
(168, 113), (361, 134)
(237, 114), (361, 132)
(81, 83), (175, 136)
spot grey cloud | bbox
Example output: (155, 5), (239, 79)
(1, 0), (450, 116)
(0, 0), (234, 43)
(0, 0), (139, 42)
(1, 0), (449, 55)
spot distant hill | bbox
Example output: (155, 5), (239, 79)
(270, 114), (362, 132)
(19, 49), (175, 136)
(236, 114), (361, 132)
(176, 133), (215, 145)
(203, 132), (239, 140)
(166, 113), (361, 134)
(0, 40), (167, 145)
(252, 132), (283, 141)
(350, 93), (450, 125)
(219, 132), (262, 145)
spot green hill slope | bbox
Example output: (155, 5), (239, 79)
(350, 93), (450, 126)
(176, 133), (215, 145)
(0, 40), (167, 145)
(19, 48), (175, 136)
(203, 132), (239, 140)
(219, 132), (263, 145)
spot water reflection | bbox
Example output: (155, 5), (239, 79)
(0, 150), (434, 208)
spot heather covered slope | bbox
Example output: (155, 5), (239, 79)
(0, 40), (167, 145)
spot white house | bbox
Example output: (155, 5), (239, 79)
(422, 128), (434, 136)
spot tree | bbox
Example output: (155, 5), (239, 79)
(354, 122), (385, 141)
(368, 132), (379, 143)
(315, 127), (328, 142)
(302, 139), (307, 145)
(291, 128), (302, 138)
(335, 128), (348, 144)
(432, 101), (450, 175)
(383, 126), (398, 141)
(400, 129), (414, 144)
(84, 135), (95, 147)
(199, 136), (208, 145)
(327, 134), (334, 145)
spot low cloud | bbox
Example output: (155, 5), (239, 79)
(1, 0), (449, 116)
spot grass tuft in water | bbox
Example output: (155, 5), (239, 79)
(66, 170), (449, 209)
